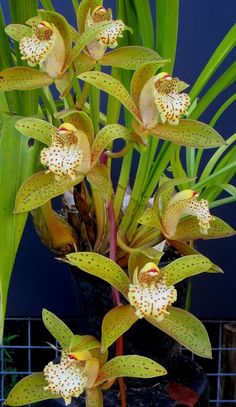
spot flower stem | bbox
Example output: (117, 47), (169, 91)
(107, 199), (126, 407)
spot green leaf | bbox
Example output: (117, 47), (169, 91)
(0, 67), (53, 91)
(151, 120), (225, 148)
(66, 252), (130, 299)
(0, 117), (41, 342)
(15, 118), (55, 145)
(91, 124), (130, 164)
(100, 46), (163, 70)
(15, 171), (84, 213)
(42, 308), (73, 349)
(101, 305), (138, 352)
(78, 71), (141, 122)
(156, 0), (179, 75)
(5, 23), (32, 42)
(173, 216), (235, 241)
(131, 60), (170, 106)
(147, 307), (212, 358)
(95, 355), (167, 386)
(163, 255), (212, 286)
(69, 335), (100, 353)
(4, 372), (59, 406)
(86, 388), (103, 407)
(38, 9), (72, 71)
(87, 164), (112, 202)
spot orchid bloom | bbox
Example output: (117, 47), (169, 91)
(162, 190), (214, 239)
(44, 349), (88, 405)
(6, 309), (166, 406)
(40, 123), (91, 181)
(139, 72), (190, 129)
(19, 21), (66, 78)
(128, 262), (177, 321)
(85, 6), (126, 60)
(67, 252), (213, 358)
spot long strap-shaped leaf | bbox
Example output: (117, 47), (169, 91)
(0, 117), (41, 341)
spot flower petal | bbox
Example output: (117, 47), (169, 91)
(91, 124), (129, 164)
(86, 388), (103, 407)
(173, 216), (236, 241)
(42, 309), (73, 349)
(101, 305), (138, 352)
(100, 46), (164, 70)
(0, 67), (53, 91)
(151, 119), (226, 148)
(147, 307), (212, 358)
(87, 164), (112, 202)
(95, 355), (167, 386)
(15, 118), (55, 145)
(14, 171), (84, 213)
(66, 252), (130, 299)
(78, 71), (141, 122)
(163, 254), (212, 286)
(5, 23), (32, 42)
(5, 373), (59, 406)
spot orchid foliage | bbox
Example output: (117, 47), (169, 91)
(0, 0), (236, 406)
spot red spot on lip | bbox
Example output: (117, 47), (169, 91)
(59, 127), (67, 132)
(68, 354), (76, 360)
(192, 191), (198, 197)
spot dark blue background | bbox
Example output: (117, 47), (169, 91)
(2, 0), (236, 318)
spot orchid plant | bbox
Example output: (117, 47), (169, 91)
(0, 0), (236, 406)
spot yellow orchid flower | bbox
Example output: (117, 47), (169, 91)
(19, 21), (66, 78)
(40, 123), (91, 181)
(128, 262), (177, 321)
(139, 73), (190, 129)
(43, 349), (88, 406)
(161, 189), (214, 239)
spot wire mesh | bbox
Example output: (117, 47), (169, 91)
(1, 318), (236, 405)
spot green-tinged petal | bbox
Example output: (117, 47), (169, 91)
(66, 252), (130, 299)
(0, 67), (53, 91)
(138, 208), (162, 230)
(78, 71), (141, 122)
(55, 109), (94, 146)
(42, 309), (73, 349)
(147, 307), (212, 358)
(87, 165), (112, 202)
(151, 119), (225, 148)
(77, 0), (103, 33)
(91, 124), (129, 164)
(73, 53), (96, 74)
(38, 9), (72, 71)
(72, 20), (117, 62)
(86, 388), (103, 407)
(154, 176), (191, 217)
(168, 240), (223, 274)
(128, 248), (164, 281)
(55, 70), (74, 97)
(131, 60), (170, 106)
(101, 305), (138, 352)
(100, 46), (163, 70)
(5, 23), (32, 42)
(163, 255), (212, 286)
(173, 216), (236, 241)
(69, 335), (100, 353)
(95, 355), (167, 386)
(15, 118), (55, 146)
(84, 359), (100, 389)
(15, 171), (84, 213)
(4, 372), (59, 406)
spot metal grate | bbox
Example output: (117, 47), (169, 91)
(1, 318), (236, 406)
